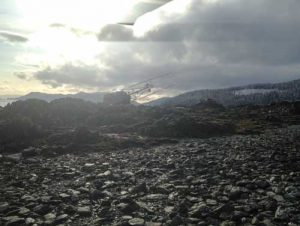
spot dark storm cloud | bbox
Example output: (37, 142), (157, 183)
(0, 31), (28, 43)
(34, 0), (300, 94)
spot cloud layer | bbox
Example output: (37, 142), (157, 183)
(31, 0), (300, 95)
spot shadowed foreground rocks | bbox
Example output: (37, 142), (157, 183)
(0, 126), (300, 225)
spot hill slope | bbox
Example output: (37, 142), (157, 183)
(18, 92), (106, 103)
(147, 78), (300, 106)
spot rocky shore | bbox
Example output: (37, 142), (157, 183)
(0, 125), (300, 226)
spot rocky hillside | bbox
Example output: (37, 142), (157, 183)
(0, 98), (299, 154)
(147, 79), (300, 107)
(0, 125), (299, 225)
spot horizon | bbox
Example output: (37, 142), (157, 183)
(0, 75), (299, 100)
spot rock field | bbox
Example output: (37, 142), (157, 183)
(0, 125), (300, 226)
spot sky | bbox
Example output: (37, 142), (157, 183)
(0, 0), (300, 100)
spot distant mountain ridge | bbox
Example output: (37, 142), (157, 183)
(147, 78), (300, 106)
(18, 92), (107, 103)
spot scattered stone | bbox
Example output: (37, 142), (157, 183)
(4, 153), (22, 163)
(169, 215), (183, 226)
(119, 201), (140, 214)
(131, 181), (148, 194)
(128, 218), (145, 226)
(144, 194), (167, 200)
(22, 147), (38, 158)
(44, 213), (56, 221)
(54, 214), (69, 224)
(228, 187), (244, 200)
(25, 217), (35, 224)
(255, 180), (270, 189)
(274, 206), (289, 221)
(3, 216), (25, 226)
(77, 206), (92, 216)
(189, 203), (210, 218)
(0, 126), (299, 226)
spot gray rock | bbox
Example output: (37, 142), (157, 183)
(4, 216), (25, 226)
(169, 215), (183, 226)
(77, 206), (92, 216)
(228, 187), (243, 200)
(22, 147), (38, 158)
(255, 180), (270, 189)
(4, 153), (22, 163)
(44, 213), (56, 221)
(131, 181), (148, 194)
(189, 203), (210, 218)
(128, 218), (145, 226)
(54, 214), (69, 224)
(90, 189), (106, 200)
(220, 220), (236, 226)
(25, 217), (35, 225)
(144, 194), (167, 200)
(0, 202), (9, 213)
(18, 207), (30, 216)
(274, 206), (289, 221)
(119, 201), (140, 214)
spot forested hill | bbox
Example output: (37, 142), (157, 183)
(147, 78), (300, 106)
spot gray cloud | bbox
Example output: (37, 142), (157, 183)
(98, 24), (136, 41)
(34, 0), (300, 95)
(0, 31), (28, 43)
(49, 23), (94, 36)
(14, 72), (31, 80)
(34, 64), (105, 88)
